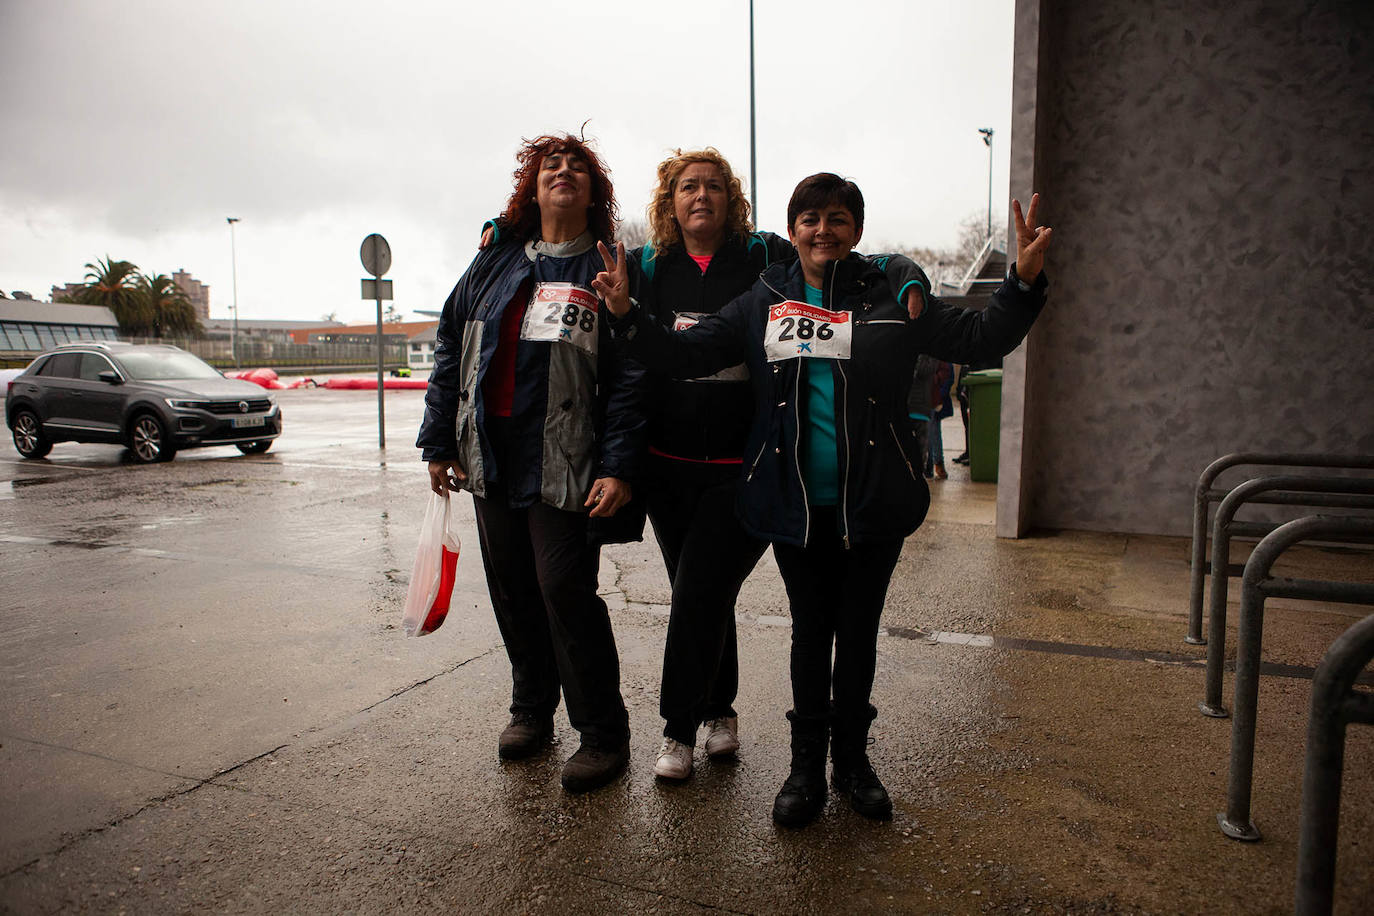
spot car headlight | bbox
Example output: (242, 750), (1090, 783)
(165, 398), (210, 410)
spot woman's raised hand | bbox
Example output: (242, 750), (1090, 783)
(592, 241), (631, 316)
(1013, 193), (1053, 281)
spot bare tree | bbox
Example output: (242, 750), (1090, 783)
(880, 208), (1008, 291)
(616, 219), (649, 249)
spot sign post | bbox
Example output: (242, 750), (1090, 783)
(360, 234), (393, 450)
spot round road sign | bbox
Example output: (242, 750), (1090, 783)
(360, 234), (391, 278)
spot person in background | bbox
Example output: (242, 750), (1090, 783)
(908, 355), (939, 479)
(928, 359), (955, 479)
(596, 174), (1052, 827)
(418, 133), (647, 794)
(951, 363), (970, 466)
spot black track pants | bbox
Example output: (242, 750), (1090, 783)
(646, 458), (767, 746)
(772, 509), (903, 724)
(472, 489), (629, 748)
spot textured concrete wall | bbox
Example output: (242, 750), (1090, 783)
(1012, 0), (1374, 536)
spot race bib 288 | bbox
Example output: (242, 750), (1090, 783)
(520, 282), (599, 356)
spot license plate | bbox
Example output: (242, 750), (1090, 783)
(232, 416), (265, 428)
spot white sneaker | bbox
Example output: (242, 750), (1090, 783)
(653, 738), (693, 780)
(703, 716), (740, 757)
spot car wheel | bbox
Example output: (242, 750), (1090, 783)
(10, 409), (53, 459)
(129, 413), (176, 463)
(236, 440), (273, 455)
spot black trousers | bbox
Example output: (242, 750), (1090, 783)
(646, 456), (768, 746)
(771, 508), (904, 727)
(472, 484), (629, 749)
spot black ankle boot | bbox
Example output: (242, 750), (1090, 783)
(772, 711), (828, 828)
(831, 708), (893, 821)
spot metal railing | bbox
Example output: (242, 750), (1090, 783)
(1217, 515), (1374, 844)
(1197, 474), (1374, 717)
(1295, 611), (1374, 915)
(119, 336), (408, 371)
(1186, 454), (1374, 646)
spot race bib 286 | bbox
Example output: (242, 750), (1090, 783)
(763, 301), (851, 362)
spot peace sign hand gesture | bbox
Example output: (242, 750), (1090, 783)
(1013, 193), (1053, 282)
(592, 241), (632, 317)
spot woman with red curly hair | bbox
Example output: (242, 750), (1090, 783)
(418, 133), (648, 794)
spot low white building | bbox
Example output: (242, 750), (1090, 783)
(407, 324), (437, 371)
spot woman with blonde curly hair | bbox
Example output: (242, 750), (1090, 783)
(626, 148), (794, 782)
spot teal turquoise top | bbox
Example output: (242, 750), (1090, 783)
(800, 284), (839, 507)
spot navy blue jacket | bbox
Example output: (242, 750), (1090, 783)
(417, 235), (648, 513)
(612, 253), (1046, 547)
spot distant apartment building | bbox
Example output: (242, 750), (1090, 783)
(50, 282), (83, 302)
(171, 270), (211, 320)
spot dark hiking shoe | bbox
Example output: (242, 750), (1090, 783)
(560, 740), (630, 793)
(832, 759), (893, 821)
(771, 769), (827, 827)
(498, 713), (553, 760)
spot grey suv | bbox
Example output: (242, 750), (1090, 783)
(5, 342), (282, 463)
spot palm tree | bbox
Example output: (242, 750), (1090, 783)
(74, 257), (147, 334)
(137, 273), (203, 339)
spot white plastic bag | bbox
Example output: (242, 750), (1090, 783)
(401, 491), (463, 636)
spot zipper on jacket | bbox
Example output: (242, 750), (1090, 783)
(793, 358), (811, 548)
(749, 274), (788, 486)
(889, 422), (917, 480)
(761, 273), (788, 301)
(837, 360), (852, 550)
(746, 438), (768, 482)
(825, 263), (851, 551)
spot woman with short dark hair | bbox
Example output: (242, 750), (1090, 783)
(597, 172), (1053, 825)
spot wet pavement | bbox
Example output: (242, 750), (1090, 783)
(2, 383), (1371, 914)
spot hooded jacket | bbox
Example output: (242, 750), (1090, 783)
(417, 234), (647, 512)
(611, 253), (1045, 547)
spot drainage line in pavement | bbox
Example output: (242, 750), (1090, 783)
(883, 625), (1374, 685)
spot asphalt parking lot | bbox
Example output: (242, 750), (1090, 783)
(3, 381), (1372, 913)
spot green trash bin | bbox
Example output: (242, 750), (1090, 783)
(962, 369), (1003, 482)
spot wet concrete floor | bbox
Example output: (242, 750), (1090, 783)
(1, 384), (1371, 913)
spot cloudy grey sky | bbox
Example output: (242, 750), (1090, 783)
(0, 0), (1014, 325)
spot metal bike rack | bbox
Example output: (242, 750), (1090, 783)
(1218, 515), (1374, 843)
(1295, 612), (1374, 915)
(1197, 475), (1374, 718)
(1186, 454), (1374, 646)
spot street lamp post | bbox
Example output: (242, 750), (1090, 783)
(978, 128), (994, 242)
(748, 0), (758, 222)
(226, 217), (240, 368)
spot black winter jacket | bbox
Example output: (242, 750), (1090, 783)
(612, 253), (1046, 547)
(630, 232), (792, 462)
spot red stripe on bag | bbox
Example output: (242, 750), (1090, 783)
(420, 545), (460, 634)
